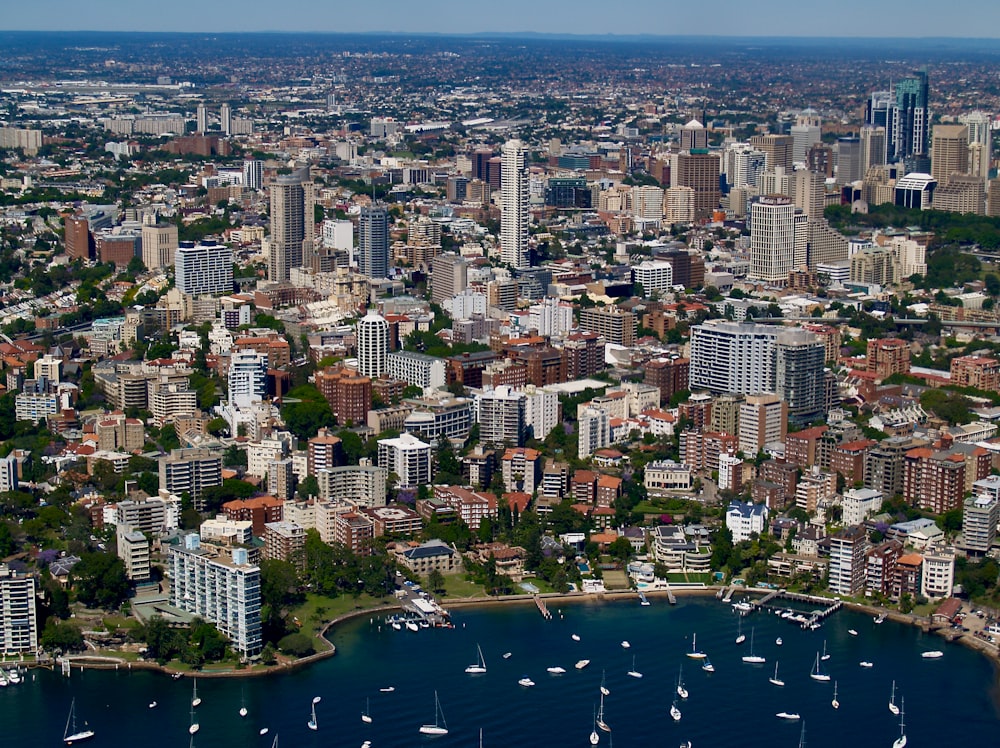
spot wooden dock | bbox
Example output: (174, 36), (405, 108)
(534, 595), (552, 620)
(665, 584), (677, 605)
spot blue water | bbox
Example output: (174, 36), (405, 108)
(5, 596), (998, 747)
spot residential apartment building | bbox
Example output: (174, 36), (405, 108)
(169, 535), (262, 657)
(377, 432), (432, 488)
(263, 522), (305, 569)
(433, 485), (496, 530)
(828, 525), (867, 596)
(0, 565), (37, 654)
(175, 242), (233, 296)
(316, 462), (388, 508)
(386, 351), (447, 394)
(116, 525), (151, 582)
(159, 448), (223, 512)
(477, 386), (526, 447)
(962, 491), (999, 554)
(579, 306), (636, 347)
(501, 447), (543, 494)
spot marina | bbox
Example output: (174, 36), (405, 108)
(3, 596), (999, 747)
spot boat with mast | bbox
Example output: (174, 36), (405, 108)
(670, 698), (681, 722)
(888, 680), (900, 715)
(307, 696), (321, 731)
(63, 699), (95, 745)
(589, 706), (600, 745)
(418, 691), (449, 736)
(892, 698), (907, 748)
(362, 697), (373, 724)
(742, 627), (766, 663)
(191, 680), (201, 708)
(686, 632), (707, 659)
(769, 661), (784, 686)
(465, 643), (487, 674)
(239, 688), (248, 718)
(832, 681), (840, 709)
(627, 655), (643, 678)
(596, 690), (611, 732)
(810, 651), (831, 682)
(188, 703), (199, 736)
(735, 618), (746, 645)
(600, 670), (611, 696)
(676, 665), (688, 699)
(820, 640), (830, 662)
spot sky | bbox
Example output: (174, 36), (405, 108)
(3, 0), (1000, 38)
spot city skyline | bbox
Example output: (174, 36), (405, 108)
(5, 1), (1000, 38)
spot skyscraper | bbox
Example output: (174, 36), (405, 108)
(836, 137), (863, 185)
(500, 139), (529, 269)
(242, 159), (263, 190)
(860, 125), (887, 175)
(358, 205), (389, 279)
(356, 310), (389, 378)
(220, 103), (232, 136)
(430, 252), (468, 305)
(196, 103), (208, 134)
(673, 150), (722, 219)
(268, 168), (315, 282)
(141, 223), (178, 270)
(748, 195), (797, 283)
(892, 70), (929, 161)
(930, 124), (970, 185)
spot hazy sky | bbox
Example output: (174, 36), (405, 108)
(3, 0), (999, 37)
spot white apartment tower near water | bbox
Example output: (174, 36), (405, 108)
(500, 139), (529, 269)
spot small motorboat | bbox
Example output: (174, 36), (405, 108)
(620, 640), (631, 649)
(776, 712), (801, 720)
(921, 650), (943, 659)
(502, 652), (512, 659)
(518, 677), (535, 687)
(547, 666), (566, 674)
(575, 660), (591, 670)
(848, 629), (858, 637)
(379, 686), (395, 693)
(259, 728), (269, 736)
(148, 702), (157, 709)
(571, 634), (581, 642)
(775, 637), (783, 646)
(859, 661), (874, 668)
(874, 612), (887, 624)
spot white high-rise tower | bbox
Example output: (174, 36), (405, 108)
(356, 310), (389, 378)
(500, 139), (529, 269)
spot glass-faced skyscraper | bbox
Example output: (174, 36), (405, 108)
(359, 205), (389, 279)
(892, 70), (929, 161)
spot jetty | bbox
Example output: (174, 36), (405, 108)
(748, 590), (844, 628)
(534, 595), (552, 620)
(664, 584), (677, 605)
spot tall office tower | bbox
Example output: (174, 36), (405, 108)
(725, 143), (767, 189)
(892, 70), (929, 161)
(793, 170), (825, 219)
(866, 90), (894, 128)
(220, 103), (231, 136)
(930, 124), (970, 184)
(470, 148), (493, 181)
(196, 103), (208, 134)
(961, 110), (992, 180)
(242, 159), (263, 190)
(631, 185), (665, 221)
(430, 252), (468, 305)
(836, 136), (864, 185)
(750, 134), (794, 172)
(860, 125), (888, 174)
(64, 215), (93, 260)
(791, 109), (822, 163)
(175, 242), (233, 295)
(268, 167), (315, 282)
(679, 119), (708, 151)
(674, 150), (721, 219)
(500, 139), (529, 269)
(358, 205), (389, 279)
(141, 223), (178, 270)
(356, 310), (389, 378)
(748, 195), (797, 283)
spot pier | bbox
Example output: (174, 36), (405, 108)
(664, 584), (677, 605)
(534, 595), (553, 620)
(745, 590), (844, 628)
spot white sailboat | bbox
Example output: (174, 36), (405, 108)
(596, 690), (611, 732)
(191, 680), (202, 708)
(888, 680), (900, 715)
(63, 699), (95, 745)
(735, 618), (746, 645)
(627, 655), (643, 678)
(308, 696), (321, 731)
(810, 651), (831, 682)
(465, 643), (487, 674)
(418, 691), (449, 736)
(600, 670), (611, 696)
(892, 698), (907, 748)
(188, 704), (199, 736)
(701, 658), (715, 673)
(239, 688), (248, 718)
(676, 665), (688, 699)
(362, 697), (373, 724)
(670, 699), (682, 722)
(686, 632), (707, 659)
(590, 706), (600, 746)
(820, 640), (830, 662)
(742, 628), (766, 663)
(832, 681), (840, 709)
(769, 661), (784, 686)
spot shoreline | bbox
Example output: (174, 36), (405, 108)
(44, 585), (1000, 679)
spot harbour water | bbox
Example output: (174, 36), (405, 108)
(5, 596), (999, 747)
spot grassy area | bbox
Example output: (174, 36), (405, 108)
(290, 592), (395, 636)
(602, 570), (630, 590)
(682, 573), (714, 584)
(438, 575), (487, 599)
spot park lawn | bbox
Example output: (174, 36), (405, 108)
(439, 575), (487, 599)
(290, 592), (396, 636)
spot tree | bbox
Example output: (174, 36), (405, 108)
(427, 569), (446, 594)
(297, 475), (320, 500)
(71, 553), (130, 610)
(608, 536), (634, 563)
(40, 619), (84, 652)
(278, 632), (315, 657)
